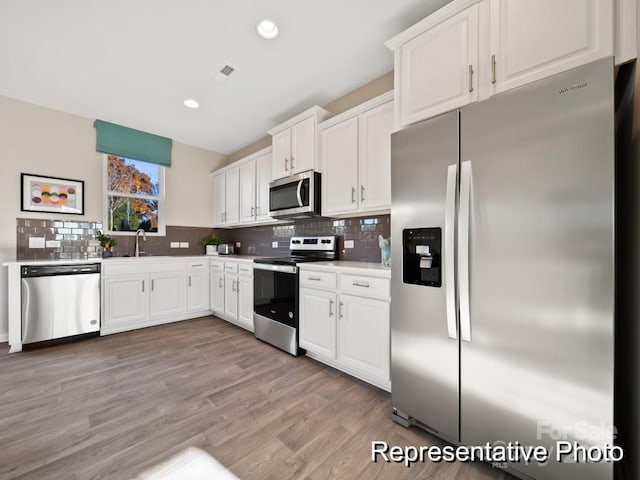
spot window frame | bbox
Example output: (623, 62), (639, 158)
(102, 154), (166, 236)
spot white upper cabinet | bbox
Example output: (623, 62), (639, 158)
(386, 0), (619, 128)
(268, 106), (330, 181)
(213, 167), (240, 227)
(321, 116), (359, 215)
(397, 3), (479, 127)
(239, 159), (257, 224)
(358, 100), (393, 212)
(255, 150), (272, 222)
(489, 0), (613, 95)
(320, 93), (393, 218)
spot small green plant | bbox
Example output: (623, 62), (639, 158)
(96, 231), (118, 251)
(199, 234), (223, 247)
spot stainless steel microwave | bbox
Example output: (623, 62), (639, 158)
(268, 170), (321, 220)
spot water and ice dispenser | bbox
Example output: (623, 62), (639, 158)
(402, 228), (442, 287)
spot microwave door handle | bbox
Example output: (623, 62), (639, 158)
(296, 180), (303, 207)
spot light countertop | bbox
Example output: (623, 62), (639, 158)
(298, 260), (391, 277)
(2, 254), (260, 267)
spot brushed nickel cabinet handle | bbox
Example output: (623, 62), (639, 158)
(491, 55), (496, 84)
(352, 281), (370, 288)
(329, 299), (334, 317)
(468, 64), (474, 92)
(338, 301), (344, 319)
(307, 276), (322, 281)
(361, 185), (365, 202)
(188, 276), (191, 287)
(142, 280), (145, 293)
(285, 158), (288, 171)
(351, 187), (356, 204)
(290, 155), (295, 171)
(219, 278), (223, 288)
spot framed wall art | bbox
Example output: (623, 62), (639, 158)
(21, 173), (85, 215)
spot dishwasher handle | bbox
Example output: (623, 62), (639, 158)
(21, 263), (101, 277)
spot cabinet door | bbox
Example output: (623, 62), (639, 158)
(103, 275), (148, 326)
(237, 275), (254, 331)
(213, 172), (226, 226)
(489, 0), (613, 95)
(320, 117), (359, 216)
(291, 116), (316, 174)
(239, 160), (256, 224)
(358, 101), (393, 211)
(187, 269), (209, 312)
(255, 150), (273, 221)
(149, 272), (186, 319)
(399, 4), (479, 127)
(210, 272), (225, 314)
(225, 167), (240, 225)
(224, 274), (239, 319)
(338, 294), (390, 383)
(272, 129), (291, 180)
(299, 287), (337, 359)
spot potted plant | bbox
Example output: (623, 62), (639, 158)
(200, 234), (223, 255)
(96, 231), (118, 258)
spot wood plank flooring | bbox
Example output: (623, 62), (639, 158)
(0, 317), (511, 480)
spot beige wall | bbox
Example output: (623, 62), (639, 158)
(0, 95), (226, 338)
(225, 71), (394, 164)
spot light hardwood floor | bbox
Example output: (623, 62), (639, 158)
(0, 317), (510, 480)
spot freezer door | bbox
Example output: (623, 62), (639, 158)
(390, 110), (460, 443)
(459, 58), (614, 480)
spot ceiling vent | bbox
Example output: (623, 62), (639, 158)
(215, 64), (237, 83)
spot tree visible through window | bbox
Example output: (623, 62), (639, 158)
(105, 155), (163, 232)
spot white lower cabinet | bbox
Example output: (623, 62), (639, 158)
(299, 288), (337, 359)
(187, 262), (210, 312)
(299, 265), (391, 391)
(103, 275), (148, 326)
(338, 294), (390, 383)
(149, 272), (186, 318)
(209, 259), (254, 332)
(102, 257), (209, 335)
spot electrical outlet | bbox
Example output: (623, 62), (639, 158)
(179, 242), (189, 248)
(272, 241), (278, 248)
(28, 237), (45, 249)
(235, 242), (241, 248)
(45, 240), (61, 248)
(170, 242), (180, 248)
(344, 240), (355, 249)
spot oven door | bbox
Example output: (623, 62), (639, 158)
(253, 264), (298, 327)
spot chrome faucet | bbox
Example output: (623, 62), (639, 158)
(134, 228), (147, 257)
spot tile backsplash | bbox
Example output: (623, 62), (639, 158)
(213, 214), (391, 263)
(16, 214), (391, 263)
(16, 218), (103, 260)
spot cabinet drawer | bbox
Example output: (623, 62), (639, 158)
(238, 263), (253, 276)
(224, 262), (238, 273)
(188, 260), (207, 270)
(340, 274), (390, 299)
(300, 270), (337, 289)
(210, 260), (224, 272)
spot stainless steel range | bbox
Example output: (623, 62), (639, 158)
(253, 236), (337, 356)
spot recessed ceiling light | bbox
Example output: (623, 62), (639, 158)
(183, 99), (199, 109)
(257, 19), (279, 40)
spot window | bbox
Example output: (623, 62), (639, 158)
(104, 155), (165, 234)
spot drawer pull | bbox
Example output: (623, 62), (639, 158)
(352, 281), (370, 288)
(191, 264), (203, 268)
(307, 276), (322, 281)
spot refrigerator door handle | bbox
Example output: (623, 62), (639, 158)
(444, 164), (458, 340)
(459, 160), (472, 342)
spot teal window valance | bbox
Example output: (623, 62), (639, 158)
(93, 119), (172, 167)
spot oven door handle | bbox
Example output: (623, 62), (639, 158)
(253, 263), (298, 274)
(296, 180), (303, 207)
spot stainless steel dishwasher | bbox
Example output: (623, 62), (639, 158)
(21, 263), (101, 344)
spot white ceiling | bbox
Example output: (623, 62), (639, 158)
(0, 0), (450, 154)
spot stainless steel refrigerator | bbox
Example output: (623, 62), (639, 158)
(390, 57), (614, 480)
